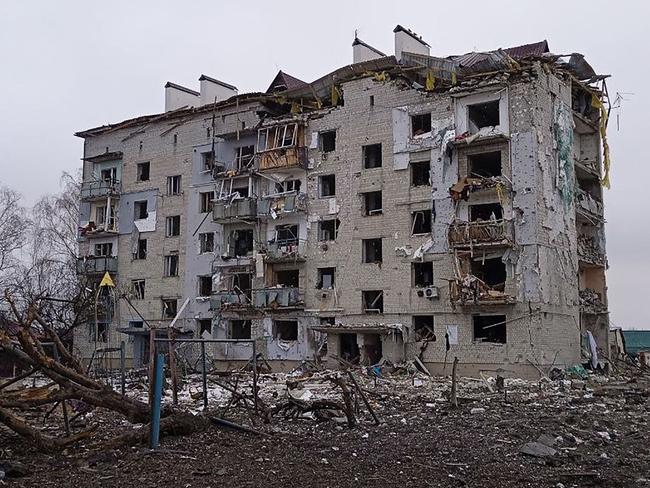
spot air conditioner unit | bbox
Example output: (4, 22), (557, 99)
(423, 286), (439, 299)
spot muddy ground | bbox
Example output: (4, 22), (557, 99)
(2, 370), (649, 487)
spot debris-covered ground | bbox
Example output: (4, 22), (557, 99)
(2, 366), (650, 487)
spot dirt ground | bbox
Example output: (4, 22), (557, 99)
(2, 369), (649, 487)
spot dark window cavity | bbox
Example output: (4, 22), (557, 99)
(229, 229), (254, 257)
(162, 298), (178, 318)
(413, 262), (433, 287)
(275, 269), (299, 288)
(317, 267), (336, 289)
(362, 290), (384, 313)
(199, 232), (214, 253)
(136, 162), (150, 182)
(469, 203), (503, 221)
(363, 144), (382, 169)
(411, 113), (431, 136)
(319, 174), (336, 197)
(199, 191), (214, 213)
(320, 130), (336, 152)
(468, 151), (502, 177)
(319, 218), (340, 241)
(134, 239), (147, 260)
(134, 200), (148, 220)
(413, 316), (436, 342)
(198, 276), (212, 297)
(164, 254), (179, 277)
(274, 320), (298, 341)
(362, 238), (382, 263)
(468, 101), (500, 133)
(470, 255), (506, 290)
(363, 191), (382, 215)
(411, 161), (430, 186)
(165, 215), (181, 237)
(229, 320), (251, 340)
(473, 315), (506, 344)
(411, 210), (432, 234)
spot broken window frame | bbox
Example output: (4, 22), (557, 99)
(100, 167), (118, 183)
(199, 191), (214, 213)
(275, 224), (299, 246)
(362, 290), (384, 314)
(467, 151), (502, 178)
(94, 242), (113, 257)
(229, 320), (252, 340)
(469, 203), (503, 222)
(136, 162), (150, 182)
(273, 320), (298, 341)
(362, 238), (383, 264)
(412, 262), (434, 288)
(411, 210), (432, 235)
(275, 179), (302, 194)
(163, 254), (179, 277)
(235, 145), (255, 170)
(317, 267), (336, 289)
(472, 314), (507, 344)
(319, 130), (336, 153)
(411, 113), (432, 137)
(413, 315), (436, 342)
(467, 100), (500, 134)
(165, 215), (181, 237)
(131, 279), (146, 300)
(201, 151), (215, 172)
(363, 191), (382, 216)
(197, 319), (212, 337)
(362, 143), (382, 169)
(134, 238), (147, 260)
(274, 269), (300, 288)
(166, 175), (182, 195)
(258, 123), (298, 152)
(318, 218), (340, 242)
(199, 232), (214, 254)
(162, 298), (178, 319)
(228, 229), (254, 257)
(410, 160), (431, 187)
(198, 275), (212, 297)
(134, 200), (148, 221)
(319, 174), (336, 198)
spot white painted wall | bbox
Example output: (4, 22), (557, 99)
(165, 84), (199, 112)
(394, 30), (429, 61)
(199, 78), (237, 106)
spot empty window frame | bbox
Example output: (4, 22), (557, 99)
(473, 315), (506, 344)
(276, 224), (298, 245)
(470, 255), (506, 290)
(317, 267), (336, 289)
(467, 100), (500, 133)
(198, 275), (212, 297)
(340, 333), (360, 363)
(411, 113), (431, 136)
(413, 315), (436, 342)
(412, 262), (434, 287)
(362, 238), (382, 263)
(95, 205), (108, 225)
(165, 215), (181, 237)
(129, 320), (144, 329)
(275, 179), (302, 194)
(232, 273), (252, 294)
(229, 320), (252, 340)
(94, 323), (108, 343)
(166, 175), (182, 195)
(228, 229), (254, 257)
(100, 167), (117, 182)
(411, 161), (430, 186)
(134, 200), (148, 220)
(202, 151), (215, 171)
(199, 232), (214, 253)
(468, 151), (502, 177)
(320, 316), (335, 326)
(134, 238), (147, 260)
(363, 191), (382, 215)
(320, 130), (336, 152)
(259, 124), (298, 151)
(94, 242), (113, 257)
(274, 320), (298, 341)
(275, 269), (299, 287)
(235, 145), (255, 170)
(197, 319), (212, 336)
(469, 203), (503, 221)
(162, 298), (178, 319)
(136, 162), (150, 182)
(199, 191), (214, 213)
(362, 290), (384, 313)
(411, 210), (432, 235)
(363, 144), (382, 169)
(164, 254), (179, 277)
(318, 218), (340, 241)
(319, 174), (336, 197)
(132, 279), (146, 299)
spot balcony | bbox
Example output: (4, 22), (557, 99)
(258, 147), (307, 172)
(81, 180), (121, 201)
(262, 239), (306, 263)
(448, 219), (512, 248)
(257, 192), (307, 218)
(210, 291), (252, 310)
(213, 198), (257, 223)
(253, 287), (303, 309)
(578, 234), (606, 267)
(449, 275), (515, 306)
(76, 256), (118, 275)
(579, 288), (607, 315)
(79, 220), (119, 239)
(575, 188), (603, 219)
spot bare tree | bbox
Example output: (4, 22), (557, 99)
(0, 186), (28, 295)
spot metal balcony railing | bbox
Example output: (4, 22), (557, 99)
(262, 239), (306, 262)
(253, 287), (303, 308)
(257, 192), (307, 218)
(448, 219), (512, 247)
(575, 188), (603, 217)
(79, 220), (119, 238)
(212, 198), (257, 222)
(80, 180), (121, 200)
(76, 256), (118, 274)
(209, 291), (252, 310)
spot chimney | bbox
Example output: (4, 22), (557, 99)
(199, 75), (238, 105)
(164, 82), (200, 112)
(393, 25), (430, 61)
(352, 36), (386, 64)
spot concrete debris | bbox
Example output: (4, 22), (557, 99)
(519, 442), (557, 458)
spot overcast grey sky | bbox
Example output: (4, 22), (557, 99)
(0, 0), (646, 327)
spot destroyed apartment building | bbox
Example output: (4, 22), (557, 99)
(73, 25), (611, 377)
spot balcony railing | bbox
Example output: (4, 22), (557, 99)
(76, 256), (118, 274)
(210, 291), (252, 310)
(448, 219), (512, 247)
(575, 188), (603, 218)
(253, 287), (303, 308)
(579, 288), (607, 314)
(79, 221), (119, 238)
(257, 192), (307, 218)
(81, 180), (121, 200)
(213, 198), (257, 222)
(449, 275), (515, 306)
(262, 239), (306, 263)
(577, 235), (606, 266)
(258, 147), (307, 171)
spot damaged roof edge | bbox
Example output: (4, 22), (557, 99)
(164, 81), (200, 96)
(352, 37), (386, 57)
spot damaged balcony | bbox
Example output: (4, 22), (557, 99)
(449, 176), (510, 202)
(257, 191), (307, 218)
(80, 179), (121, 201)
(78, 218), (118, 239)
(575, 187), (603, 219)
(579, 288), (607, 315)
(450, 252), (515, 306)
(253, 287), (303, 309)
(577, 233), (606, 267)
(257, 123), (307, 171)
(76, 256), (118, 275)
(209, 291), (252, 310)
(212, 198), (257, 223)
(262, 239), (307, 263)
(449, 202), (513, 248)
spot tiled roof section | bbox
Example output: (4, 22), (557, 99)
(503, 40), (549, 59)
(266, 71), (308, 93)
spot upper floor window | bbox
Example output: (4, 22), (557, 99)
(165, 215), (181, 237)
(320, 130), (336, 152)
(136, 162), (150, 182)
(166, 175), (182, 195)
(411, 113), (431, 136)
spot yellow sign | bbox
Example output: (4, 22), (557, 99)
(99, 272), (115, 288)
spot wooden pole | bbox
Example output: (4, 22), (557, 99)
(168, 328), (178, 405)
(148, 328), (156, 410)
(252, 341), (258, 413)
(119, 341), (126, 397)
(347, 371), (380, 425)
(450, 356), (459, 408)
(150, 353), (165, 449)
(200, 341), (208, 410)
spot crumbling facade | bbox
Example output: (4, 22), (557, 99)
(74, 26), (611, 377)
